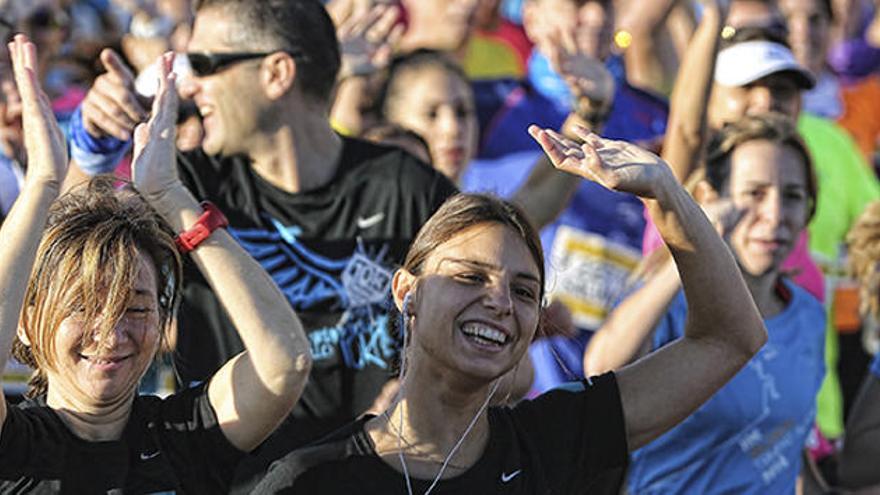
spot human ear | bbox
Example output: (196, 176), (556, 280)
(694, 179), (720, 205)
(261, 51), (297, 100)
(16, 325), (31, 347)
(391, 269), (416, 315)
(17, 306), (33, 347)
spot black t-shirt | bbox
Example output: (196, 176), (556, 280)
(253, 373), (629, 495)
(0, 384), (243, 494)
(173, 137), (456, 488)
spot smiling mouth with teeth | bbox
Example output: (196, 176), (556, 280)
(80, 355), (129, 365)
(460, 322), (509, 346)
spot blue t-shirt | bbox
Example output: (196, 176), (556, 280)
(628, 280), (826, 494)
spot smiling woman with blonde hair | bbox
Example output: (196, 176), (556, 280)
(0, 35), (311, 493)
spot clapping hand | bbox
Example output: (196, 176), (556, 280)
(528, 123), (672, 199)
(131, 52), (180, 202)
(335, 3), (403, 80)
(8, 34), (67, 190)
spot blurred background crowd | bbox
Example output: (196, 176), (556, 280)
(2, 0), (880, 492)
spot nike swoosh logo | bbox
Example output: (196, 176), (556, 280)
(356, 212), (385, 230)
(139, 451), (161, 461)
(501, 469), (521, 483)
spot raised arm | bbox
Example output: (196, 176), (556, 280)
(130, 54), (312, 453)
(662, 0), (728, 182)
(618, 0), (683, 95)
(0, 35), (69, 432)
(530, 124), (766, 451)
(329, 4), (402, 135)
(513, 28), (616, 228)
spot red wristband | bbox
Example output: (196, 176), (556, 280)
(175, 201), (229, 253)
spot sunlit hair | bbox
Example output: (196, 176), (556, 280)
(402, 193), (544, 299)
(706, 112), (818, 219)
(12, 177), (182, 398)
(847, 200), (880, 320)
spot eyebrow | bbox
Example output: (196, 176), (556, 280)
(445, 258), (541, 284)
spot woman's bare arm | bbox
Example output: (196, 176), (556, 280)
(619, 0), (682, 95)
(530, 126), (766, 451)
(131, 54), (311, 453)
(329, 4), (402, 135)
(513, 31), (615, 228)
(662, 0), (728, 182)
(0, 36), (70, 434)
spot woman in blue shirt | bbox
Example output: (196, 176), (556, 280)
(585, 112), (826, 494)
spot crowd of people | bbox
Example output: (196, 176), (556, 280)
(0, 0), (879, 493)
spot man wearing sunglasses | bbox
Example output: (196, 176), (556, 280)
(67, 0), (456, 492)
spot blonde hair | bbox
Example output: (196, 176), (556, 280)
(12, 177), (182, 398)
(847, 200), (880, 320)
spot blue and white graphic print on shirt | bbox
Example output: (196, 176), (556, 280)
(627, 280), (826, 495)
(230, 216), (396, 370)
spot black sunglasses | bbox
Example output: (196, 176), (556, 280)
(186, 52), (279, 77)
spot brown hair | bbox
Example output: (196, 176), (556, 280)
(12, 177), (182, 398)
(706, 112), (818, 219)
(402, 193), (545, 299)
(370, 49), (472, 125)
(847, 200), (880, 320)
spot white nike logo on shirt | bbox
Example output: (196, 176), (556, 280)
(356, 212), (385, 229)
(501, 470), (521, 483)
(139, 451), (161, 461)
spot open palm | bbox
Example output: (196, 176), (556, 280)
(529, 124), (672, 198)
(131, 52), (180, 200)
(9, 35), (67, 188)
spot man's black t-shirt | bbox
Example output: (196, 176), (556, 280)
(0, 384), (243, 494)
(253, 373), (629, 495)
(173, 137), (456, 487)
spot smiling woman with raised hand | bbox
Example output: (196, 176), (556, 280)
(253, 118), (767, 493)
(0, 35), (311, 494)
(584, 113), (825, 494)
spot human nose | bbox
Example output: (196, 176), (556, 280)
(94, 319), (132, 350)
(748, 86), (774, 114)
(757, 190), (783, 226)
(177, 73), (198, 100)
(483, 279), (513, 316)
(437, 107), (463, 139)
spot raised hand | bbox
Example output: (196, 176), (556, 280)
(81, 48), (149, 140)
(528, 123), (672, 198)
(336, 3), (403, 79)
(131, 52), (180, 201)
(546, 27), (615, 114)
(8, 34), (67, 189)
